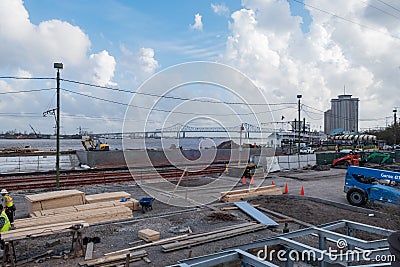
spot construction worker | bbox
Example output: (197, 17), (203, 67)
(1, 189), (15, 224)
(0, 204), (10, 251)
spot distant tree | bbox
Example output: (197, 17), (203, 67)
(365, 124), (398, 145)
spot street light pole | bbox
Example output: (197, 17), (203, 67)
(54, 63), (63, 188)
(394, 109), (397, 146)
(297, 94), (302, 154)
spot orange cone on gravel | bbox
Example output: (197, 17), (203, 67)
(241, 176), (246, 185)
(283, 183), (289, 194)
(300, 186), (305, 196)
(250, 176), (255, 185)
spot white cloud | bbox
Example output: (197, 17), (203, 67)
(138, 48), (159, 74)
(190, 13), (203, 31)
(211, 3), (229, 16)
(219, 0), (400, 131)
(0, 0), (118, 133)
(88, 50), (117, 87)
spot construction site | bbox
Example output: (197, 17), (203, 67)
(0, 162), (398, 267)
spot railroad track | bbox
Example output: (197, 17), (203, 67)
(2, 165), (226, 190)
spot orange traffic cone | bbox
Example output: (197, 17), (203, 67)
(283, 183), (289, 194)
(300, 186), (305, 196)
(271, 180), (275, 185)
(241, 176), (247, 185)
(250, 176), (255, 185)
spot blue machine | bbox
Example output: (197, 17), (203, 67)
(344, 166), (400, 206)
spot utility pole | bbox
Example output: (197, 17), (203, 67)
(54, 63), (63, 188)
(394, 109), (397, 145)
(238, 123), (244, 166)
(297, 95), (302, 154)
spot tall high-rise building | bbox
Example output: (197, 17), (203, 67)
(324, 94), (359, 134)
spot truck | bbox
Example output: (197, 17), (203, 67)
(344, 166), (400, 206)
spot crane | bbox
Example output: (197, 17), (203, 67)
(29, 124), (39, 138)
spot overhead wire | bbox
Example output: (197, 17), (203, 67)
(373, 0), (400, 14)
(0, 76), (54, 80)
(61, 78), (295, 106)
(61, 87), (291, 116)
(292, 0), (400, 39)
(0, 88), (54, 95)
(360, 0), (400, 21)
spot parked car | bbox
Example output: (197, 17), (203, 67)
(300, 147), (315, 154)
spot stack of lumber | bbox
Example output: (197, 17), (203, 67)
(161, 222), (266, 252)
(31, 199), (137, 217)
(220, 185), (282, 202)
(1, 221), (89, 242)
(138, 229), (160, 242)
(79, 250), (148, 267)
(15, 206), (132, 229)
(25, 189), (85, 214)
(85, 191), (131, 204)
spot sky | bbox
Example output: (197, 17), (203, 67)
(1, 0), (400, 135)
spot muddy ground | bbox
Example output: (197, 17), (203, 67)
(4, 174), (400, 267)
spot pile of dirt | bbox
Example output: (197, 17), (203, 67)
(251, 196), (399, 230)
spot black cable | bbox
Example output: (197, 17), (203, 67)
(62, 88), (284, 116)
(0, 76), (54, 80)
(61, 78), (295, 106)
(292, 0), (400, 39)
(374, 0), (400, 14)
(0, 88), (54, 95)
(361, 0), (400, 21)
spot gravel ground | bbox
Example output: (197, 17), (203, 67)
(4, 170), (399, 267)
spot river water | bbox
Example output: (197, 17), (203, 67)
(0, 137), (266, 151)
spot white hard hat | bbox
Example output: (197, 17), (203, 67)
(0, 189), (8, 194)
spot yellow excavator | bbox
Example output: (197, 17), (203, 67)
(81, 138), (110, 151)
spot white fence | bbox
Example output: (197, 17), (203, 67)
(257, 154), (316, 172)
(0, 154), (80, 173)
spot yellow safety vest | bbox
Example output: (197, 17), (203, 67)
(0, 211), (10, 232)
(4, 195), (13, 208)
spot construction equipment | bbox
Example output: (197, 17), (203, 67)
(344, 165), (400, 206)
(81, 138), (109, 151)
(360, 151), (393, 165)
(331, 151), (360, 167)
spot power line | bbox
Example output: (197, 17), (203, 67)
(292, 0), (400, 39)
(0, 88), (54, 95)
(61, 78), (295, 106)
(374, 0), (400, 14)
(61, 88), (274, 116)
(361, 0), (400, 21)
(0, 76), (54, 80)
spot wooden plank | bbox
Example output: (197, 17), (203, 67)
(104, 235), (189, 256)
(79, 250), (147, 267)
(85, 192), (131, 204)
(220, 204), (260, 211)
(34, 199), (136, 218)
(220, 187), (282, 202)
(104, 223), (256, 257)
(25, 190), (86, 214)
(85, 242), (94, 261)
(161, 224), (266, 252)
(25, 190), (85, 202)
(220, 185), (277, 196)
(15, 207), (132, 229)
(2, 221), (89, 242)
